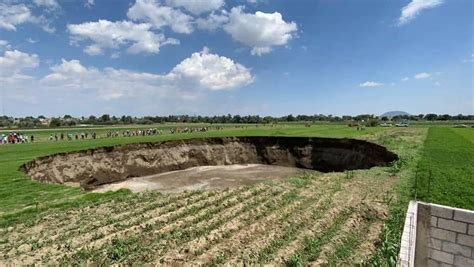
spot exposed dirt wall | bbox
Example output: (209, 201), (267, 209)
(21, 136), (398, 190)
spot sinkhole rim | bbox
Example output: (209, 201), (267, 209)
(20, 136), (399, 191)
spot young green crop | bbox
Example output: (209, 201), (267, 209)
(416, 127), (474, 209)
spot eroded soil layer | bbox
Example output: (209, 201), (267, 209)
(21, 136), (398, 190)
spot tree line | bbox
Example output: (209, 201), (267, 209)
(0, 113), (472, 128)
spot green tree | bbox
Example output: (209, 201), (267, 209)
(49, 118), (61, 127)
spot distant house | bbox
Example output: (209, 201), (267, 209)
(39, 118), (50, 126)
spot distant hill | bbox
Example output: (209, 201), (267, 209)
(381, 111), (410, 118)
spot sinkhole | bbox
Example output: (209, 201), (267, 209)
(21, 136), (398, 193)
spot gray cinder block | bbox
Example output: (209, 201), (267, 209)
(431, 228), (457, 242)
(428, 259), (440, 267)
(454, 211), (474, 224)
(430, 238), (442, 250)
(457, 234), (474, 247)
(454, 255), (474, 266)
(442, 241), (471, 257)
(437, 218), (467, 233)
(469, 224), (474, 236)
(431, 206), (454, 219)
(429, 249), (454, 264)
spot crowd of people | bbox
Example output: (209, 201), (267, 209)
(1, 132), (31, 144)
(106, 127), (210, 138)
(48, 132), (97, 141)
(1, 126), (216, 145)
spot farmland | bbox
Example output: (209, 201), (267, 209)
(415, 127), (474, 209)
(0, 123), (472, 265)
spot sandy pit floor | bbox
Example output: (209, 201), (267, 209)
(93, 164), (305, 193)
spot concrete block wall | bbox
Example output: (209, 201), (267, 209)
(422, 203), (474, 266)
(415, 202), (474, 267)
(399, 202), (474, 267)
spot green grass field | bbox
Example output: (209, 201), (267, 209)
(0, 123), (472, 265)
(416, 127), (474, 209)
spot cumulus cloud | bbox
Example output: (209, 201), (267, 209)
(67, 20), (179, 56)
(196, 11), (229, 31)
(166, 0), (225, 15)
(127, 0), (194, 34)
(358, 81), (384, 87)
(0, 50), (39, 94)
(0, 40), (11, 50)
(85, 0), (95, 8)
(414, 72), (431, 79)
(0, 3), (55, 32)
(401, 77), (409, 82)
(0, 3), (33, 31)
(223, 7), (297, 56)
(33, 0), (60, 10)
(399, 0), (443, 25)
(40, 48), (253, 100)
(169, 47), (253, 90)
(0, 50), (39, 78)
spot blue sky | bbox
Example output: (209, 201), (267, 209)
(0, 0), (472, 117)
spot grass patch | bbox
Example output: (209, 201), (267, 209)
(415, 127), (474, 209)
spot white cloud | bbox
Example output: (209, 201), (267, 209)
(434, 81), (440, 86)
(0, 3), (56, 32)
(414, 72), (431, 79)
(0, 50), (39, 77)
(0, 50), (39, 90)
(85, 0), (95, 8)
(127, 0), (194, 34)
(196, 11), (229, 31)
(0, 3), (33, 31)
(110, 52), (121, 59)
(223, 7), (297, 56)
(401, 77), (409, 82)
(0, 40), (11, 50)
(399, 0), (444, 25)
(68, 20), (179, 56)
(33, 0), (60, 10)
(40, 48), (253, 100)
(169, 47), (253, 90)
(83, 44), (103, 56)
(358, 81), (384, 87)
(462, 54), (474, 63)
(166, 0), (225, 15)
